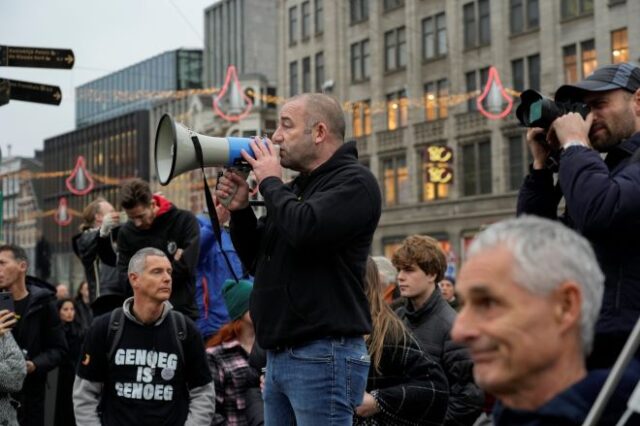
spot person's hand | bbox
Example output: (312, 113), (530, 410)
(174, 248), (183, 261)
(215, 169), (250, 211)
(240, 137), (281, 185)
(0, 310), (17, 336)
(548, 112), (593, 149)
(26, 361), (36, 374)
(99, 212), (121, 237)
(355, 392), (379, 417)
(526, 128), (551, 170)
(259, 374), (265, 393)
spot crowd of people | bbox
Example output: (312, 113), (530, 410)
(0, 62), (639, 425)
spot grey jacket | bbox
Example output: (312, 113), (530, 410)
(0, 333), (27, 426)
(73, 298), (215, 426)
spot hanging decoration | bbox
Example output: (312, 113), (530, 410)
(213, 65), (254, 122)
(65, 155), (95, 195)
(477, 66), (514, 120)
(53, 197), (73, 226)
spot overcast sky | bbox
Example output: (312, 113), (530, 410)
(0, 0), (214, 158)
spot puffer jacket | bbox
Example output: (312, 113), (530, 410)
(396, 291), (484, 425)
(0, 332), (27, 426)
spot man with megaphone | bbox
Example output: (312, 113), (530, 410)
(215, 93), (382, 426)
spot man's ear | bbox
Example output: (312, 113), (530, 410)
(632, 89), (640, 116)
(18, 261), (28, 274)
(553, 281), (582, 332)
(129, 272), (138, 290)
(314, 122), (328, 144)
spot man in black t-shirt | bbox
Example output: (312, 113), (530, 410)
(73, 247), (214, 425)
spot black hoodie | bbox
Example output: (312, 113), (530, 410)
(230, 141), (381, 349)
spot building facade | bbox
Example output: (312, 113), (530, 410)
(42, 110), (151, 285)
(278, 0), (639, 262)
(204, 0), (279, 87)
(76, 49), (203, 128)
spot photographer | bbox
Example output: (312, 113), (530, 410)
(517, 63), (640, 369)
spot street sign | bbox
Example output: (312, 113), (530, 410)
(0, 45), (75, 69)
(3, 79), (62, 105)
(0, 79), (9, 106)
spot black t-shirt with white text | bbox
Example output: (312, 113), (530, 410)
(77, 311), (211, 426)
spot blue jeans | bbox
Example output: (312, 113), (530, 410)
(263, 336), (370, 426)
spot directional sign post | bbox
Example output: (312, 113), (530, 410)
(0, 45), (74, 69)
(0, 79), (9, 106)
(1, 78), (62, 106)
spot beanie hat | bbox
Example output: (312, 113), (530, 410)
(222, 279), (253, 321)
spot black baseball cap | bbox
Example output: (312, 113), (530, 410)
(555, 62), (640, 102)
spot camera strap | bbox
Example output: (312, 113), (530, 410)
(191, 135), (240, 284)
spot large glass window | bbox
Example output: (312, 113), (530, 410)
(289, 6), (298, 44)
(352, 100), (372, 137)
(511, 59), (525, 93)
(314, 0), (324, 34)
(463, 0), (491, 48)
(463, 3), (476, 48)
(387, 90), (408, 130)
(563, 44), (578, 83)
(462, 140), (492, 196)
(384, 27), (406, 71)
(611, 28), (628, 64)
(289, 61), (298, 96)
(351, 39), (370, 82)
(424, 79), (448, 121)
(301, 1), (311, 39)
(422, 13), (447, 60)
(508, 134), (530, 190)
(510, 0), (539, 34)
(315, 52), (325, 92)
(350, 0), (369, 23)
(382, 155), (409, 206)
(512, 54), (540, 92)
(420, 147), (450, 201)
(581, 39), (597, 78)
(302, 57), (311, 92)
(561, 0), (594, 19)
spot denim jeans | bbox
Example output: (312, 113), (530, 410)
(263, 336), (370, 426)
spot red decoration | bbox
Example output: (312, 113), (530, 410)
(54, 197), (73, 226)
(213, 65), (254, 122)
(66, 155), (95, 195)
(477, 66), (514, 120)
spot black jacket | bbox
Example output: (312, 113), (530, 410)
(354, 333), (450, 425)
(517, 134), (640, 337)
(230, 141), (381, 349)
(396, 291), (484, 426)
(116, 201), (200, 319)
(11, 276), (68, 426)
(72, 227), (122, 303)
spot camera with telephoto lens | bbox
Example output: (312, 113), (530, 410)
(516, 90), (590, 130)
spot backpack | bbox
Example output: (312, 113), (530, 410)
(106, 307), (187, 362)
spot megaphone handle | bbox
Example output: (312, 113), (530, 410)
(218, 167), (250, 208)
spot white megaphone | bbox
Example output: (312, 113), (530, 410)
(155, 113), (258, 186)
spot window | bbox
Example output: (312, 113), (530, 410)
(510, 0), (539, 34)
(563, 41), (596, 83)
(350, 0), (369, 23)
(463, 0), (490, 48)
(384, 27), (406, 71)
(420, 147), (450, 201)
(302, 57), (311, 92)
(289, 61), (298, 96)
(422, 13), (447, 60)
(383, 0), (404, 12)
(561, 0), (593, 19)
(289, 6), (298, 44)
(352, 100), (372, 137)
(301, 2), (311, 39)
(563, 45), (578, 83)
(611, 28), (628, 64)
(315, 52), (325, 92)
(581, 40), (596, 78)
(466, 67), (489, 112)
(424, 79), (449, 121)
(512, 54), (540, 93)
(314, 0), (324, 34)
(462, 141), (492, 196)
(351, 39), (370, 82)
(508, 134), (531, 190)
(387, 90), (408, 130)
(382, 155), (409, 206)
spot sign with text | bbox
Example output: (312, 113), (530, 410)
(3, 79), (62, 105)
(0, 45), (75, 69)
